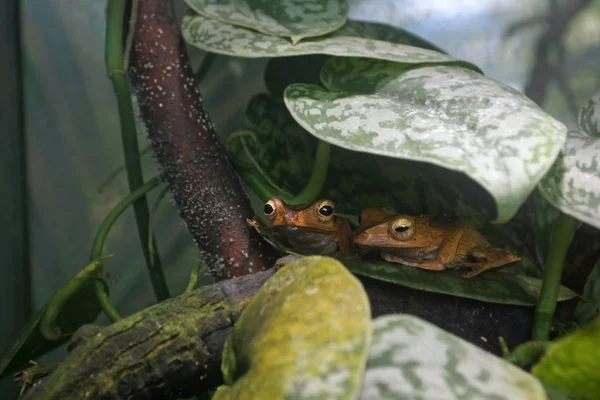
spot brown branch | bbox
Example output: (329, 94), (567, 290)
(19, 270), (275, 400)
(127, 0), (277, 280)
(524, 0), (591, 104)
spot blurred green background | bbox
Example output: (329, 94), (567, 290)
(1, 0), (599, 397)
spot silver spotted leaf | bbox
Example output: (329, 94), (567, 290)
(184, 0), (348, 44)
(361, 315), (547, 400)
(263, 20), (445, 99)
(284, 58), (567, 223)
(181, 14), (479, 72)
(344, 259), (577, 306)
(538, 130), (600, 230)
(577, 92), (600, 137)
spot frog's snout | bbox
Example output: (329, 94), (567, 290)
(354, 232), (369, 243)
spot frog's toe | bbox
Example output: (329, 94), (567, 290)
(274, 254), (302, 270)
(462, 267), (485, 278)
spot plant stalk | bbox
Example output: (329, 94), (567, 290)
(503, 340), (552, 367)
(91, 176), (162, 321)
(532, 212), (579, 340)
(105, 0), (169, 301)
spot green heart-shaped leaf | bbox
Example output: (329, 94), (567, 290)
(344, 259), (577, 306)
(575, 259), (600, 324)
(361, 315), (547, 400)
(284, 58), (567, 222)
(184, 0), (348, 44)
(532, 315), (600, 400)
(182, 15), (478, 71)
(214, 256), (371, 400)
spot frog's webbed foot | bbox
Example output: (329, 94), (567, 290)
(274, 254), (302, 271)
(246, 218), (261, 228)
(460, 247), (521, 278)
(382, 253), (445, 271)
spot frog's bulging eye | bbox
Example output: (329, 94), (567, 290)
(319, 205), (334, 216)
(390, 218), (414, 240)
(316, 200), (335, 221)
(264, 200), (276, 216)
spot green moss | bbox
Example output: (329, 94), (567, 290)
(213, 256), (372, 400)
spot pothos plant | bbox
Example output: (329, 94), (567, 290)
(180, 0), (599, 398)
(3, 0), (600, 399)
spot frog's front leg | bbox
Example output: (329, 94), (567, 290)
(334, 223), (360, 259)
(382, 229), (463, 271)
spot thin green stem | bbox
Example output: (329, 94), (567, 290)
(90, 176), (162, 322)
(40, 260), (105, 340)
(194, 52), (216, 84)
(503, 340), (552, 367)
(532, 212), (579, 340)
(122, 0), (138, 71)
(105, 0), (170, 301)
(498, 336), (510, 356)
(185, 258), (203, 293)
(284, 140), (331, 204)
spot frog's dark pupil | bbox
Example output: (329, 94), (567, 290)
(395, 225), (409, 233)
(264, 204), (274, 215)
(319, 205), (334, 216)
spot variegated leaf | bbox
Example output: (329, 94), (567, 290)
(538, 130), (600, 229)
(361, 315), (547, 400)
(214, 256), (371, 400)
(577, 92), (600, 137)
(184, 0), (348, 43)
(344, 259), (577, 306)
(284, 58), (567, 223)
(182, 14), (479, 71)
(263, 20), (445, 99)
(532, 315), (600, 400)
(233, 93), (430, 215)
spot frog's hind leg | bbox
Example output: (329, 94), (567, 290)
(382, 253), (445, 271)
(460, 247), (521, 278)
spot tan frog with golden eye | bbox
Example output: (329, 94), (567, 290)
(353, 207), (520, 278)
(247, 197), (356, 259)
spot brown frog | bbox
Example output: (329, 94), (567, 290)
(247, 197), (356, 259)
(353, 207), (520, 278)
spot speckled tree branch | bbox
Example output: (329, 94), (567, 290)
(128, 0), (276, 280)
(20, 270), (274, 400)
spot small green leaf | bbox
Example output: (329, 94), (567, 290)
(284, 58), (567, 222)
(575, 260), (600, 324)
(361, 315), (547, 400)
(214, 256), (371, 400)
(185, 0), (348, 43)
(532, 315), (600, 400)
(538, 129), (600, 230)
(0, 281), (106, 379)
(182, 15), (479, 71)
(577, 92), (600, 136)
(344, 259), (578, 306)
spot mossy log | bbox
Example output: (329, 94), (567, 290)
(19, 269), (534, 399)
(21, 270), (274, 400)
